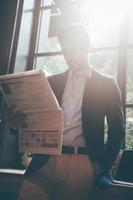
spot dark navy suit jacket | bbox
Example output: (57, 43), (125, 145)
(25, 68), (125, 177)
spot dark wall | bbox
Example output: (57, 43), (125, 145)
(0, 0), (19, 75)
(0, 0), (22, 168)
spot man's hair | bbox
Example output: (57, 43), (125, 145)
(58, 23), (91, 49)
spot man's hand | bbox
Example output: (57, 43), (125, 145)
(92, 162), (103, 178)
(5, 104), (26, 129)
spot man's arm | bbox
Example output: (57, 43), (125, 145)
(99, 78), (125, 174)
(93, 78), (125, 187)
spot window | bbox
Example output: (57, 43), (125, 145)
(15, 0), (133, 149)
(14, 0), (35, 72)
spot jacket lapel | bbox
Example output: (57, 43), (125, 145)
(48, 70), (69, 105)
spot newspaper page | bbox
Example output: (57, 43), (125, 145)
(0, 70), (63, 155)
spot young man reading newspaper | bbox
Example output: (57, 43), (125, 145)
(6, 24), (125, 200)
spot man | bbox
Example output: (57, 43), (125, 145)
(7, 24), (125, 200)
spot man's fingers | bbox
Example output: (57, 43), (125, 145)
(5, 104), (18, 119)
(5, 107), (26, 129)
(10, 113), (26, 122)
(8, 111), (26, 119)
(7, 114), (26, 128)
(7, 104), (17, 112)
(4, 104), (26, 129)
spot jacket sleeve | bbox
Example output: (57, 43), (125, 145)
(99, 78), (125, 174)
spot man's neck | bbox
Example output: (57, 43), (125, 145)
(69, 64), (91, 79)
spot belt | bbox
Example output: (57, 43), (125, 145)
(62, 146), (88, 155)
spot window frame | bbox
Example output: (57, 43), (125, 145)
(14, 0), (133, 149)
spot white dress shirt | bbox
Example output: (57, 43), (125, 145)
(61, 67), (91, 147)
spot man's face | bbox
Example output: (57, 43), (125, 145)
(60, 33), (89, 72)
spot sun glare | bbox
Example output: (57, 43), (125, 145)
(81, 0), (133, 47)
(89, 0), (132, 26)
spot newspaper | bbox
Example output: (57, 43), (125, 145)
(0, 70), (63, 155)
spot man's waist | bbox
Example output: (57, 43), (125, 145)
(62, 146), (88, 155)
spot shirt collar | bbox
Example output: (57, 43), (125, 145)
(68, 65), (92, 80)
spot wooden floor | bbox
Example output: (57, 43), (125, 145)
(0, 172), (133, 200)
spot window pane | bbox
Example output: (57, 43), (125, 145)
(126, 108), (133, 149)
(89, 51), (118, 77)
(36, 10), (51, 53)
(24, 0), (35, 10)
(89, 23), (119, 48)
(35, 55), (68, 75)
(44, 37), (61, 52)
(126, 50), (133, 104)
(89, 7), (119, 48)
(41, 0), (53, 7)
(14, 0), (35, 72)
(127, 12), (133, 45)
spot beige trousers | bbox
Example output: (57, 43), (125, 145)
(18, 154), (95, 200)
